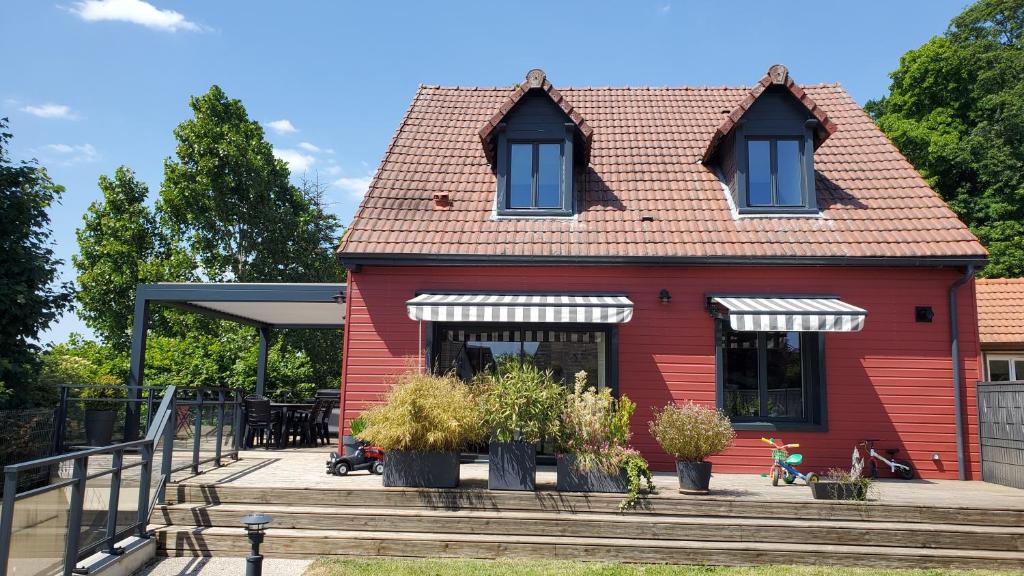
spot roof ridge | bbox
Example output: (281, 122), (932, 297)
(420, 82), (844, 91)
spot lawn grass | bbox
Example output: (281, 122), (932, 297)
(305, 558), (1017, 576)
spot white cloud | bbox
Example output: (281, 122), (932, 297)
(21, 103), (76, 119)
(69, 0), (200, 32)
(274, 148), (314, 173)
(37, 143), (99, 164)
(265, 119), (297, 134)
(332, 176), (373, 198)
(297, 142), (320, 153)
(322, 164), (342, 177)
(659, 3), (671, 13)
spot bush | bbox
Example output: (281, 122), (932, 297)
(558, 371), (654, 510)
(78, 379), (126, 412)
(649, 401), (735, 462)
(477, 356), (564, 444)
(357, 372), (483, 452)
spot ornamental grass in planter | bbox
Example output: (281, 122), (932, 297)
(477, 357), (564, 491)
(357, 372), (483, 488)
(649, 401), (735, 494)
(80, 379), (126, 446)
(555, 371), (654, 510)
(811, 467), (875, 501)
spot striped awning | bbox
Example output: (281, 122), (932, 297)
(710, 296), (867, 332)
(407, 293), (634, 324)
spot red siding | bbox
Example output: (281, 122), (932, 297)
(340, 265), (981, 480)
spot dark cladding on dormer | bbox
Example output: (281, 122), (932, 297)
(478, 69), (593, 217)
(704, 64), (838, 215)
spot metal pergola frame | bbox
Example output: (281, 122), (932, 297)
(125, 282), (346, 440)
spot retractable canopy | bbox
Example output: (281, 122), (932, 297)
(710, 296), (867, 332)
(407, 293), (634, 324)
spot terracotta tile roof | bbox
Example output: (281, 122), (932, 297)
(338, 68), (987, 263)
(976, 278), (1024, 346)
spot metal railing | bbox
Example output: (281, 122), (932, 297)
(0, 385), (243, 576)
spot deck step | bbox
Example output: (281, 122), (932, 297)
(156, 503), (1024, 552)
(152, 525), (1024, 571)
(169, 484), (1024, 527)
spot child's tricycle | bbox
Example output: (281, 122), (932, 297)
(326, 442), (384, 476)
(761, 437), (818, 486)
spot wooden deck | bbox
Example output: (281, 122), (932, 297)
(153, 451), (1024, 570)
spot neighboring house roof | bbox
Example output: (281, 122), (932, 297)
(338, 66), (987, 264)
(976, 278), (1024, 348)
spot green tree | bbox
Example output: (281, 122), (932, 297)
(0, 118), (75, 408)
(160, 85), (310, 282)
(866, 0), (1024, 277)
(74, 167), (193, 353)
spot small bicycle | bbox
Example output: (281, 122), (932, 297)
(761, 437), (818, 486)
(852, 439), (914, 480)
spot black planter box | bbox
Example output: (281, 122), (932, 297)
(488, 441), (536, 491)
(383, 450), (460, 488)
(556, 454), (628, 493)
(676, 461), (713, 494)
(810, 481), (868, 501)
(84, 409), (116, 446)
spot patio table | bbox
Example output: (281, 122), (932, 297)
(270, 402), (313, 448)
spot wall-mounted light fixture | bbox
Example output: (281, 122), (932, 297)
(659, 289), (672, 304)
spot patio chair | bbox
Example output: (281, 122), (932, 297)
(315, 399), (334, 445)
(243, 396), (280, 449)
(292, 397), (330, 447)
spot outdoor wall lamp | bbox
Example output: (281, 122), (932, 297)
(241, 513), (273, 576)
(659, 289), (672, 304)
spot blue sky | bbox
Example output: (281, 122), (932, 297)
(2, 0), (968, 344)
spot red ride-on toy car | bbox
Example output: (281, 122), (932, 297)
(327, 442), (384, 476)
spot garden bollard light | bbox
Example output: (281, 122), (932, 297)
(240, 513), (273, 576)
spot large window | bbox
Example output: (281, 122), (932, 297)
(986, 355), (1024, 381)
(718, 322), (825, 429)
(431, 326), (612, 392)
(746, 138), (804, 208)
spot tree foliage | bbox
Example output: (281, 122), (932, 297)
(0, 119), (75, 408)
(866, 0), (1024, 277)
(74, 167), (193, 353)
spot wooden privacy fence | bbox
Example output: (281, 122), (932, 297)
(977, 381), (1024, 489)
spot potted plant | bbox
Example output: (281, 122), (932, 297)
(477, 357), (564, 491)
(555, 371), (654, 510)
(357, 372), (482, 488)
(811, 468), (874, 501)
(649, 401), (735, 494)
(81, 378), (125, 446)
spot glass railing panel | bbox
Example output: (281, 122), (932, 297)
(5, 487), (70, 576)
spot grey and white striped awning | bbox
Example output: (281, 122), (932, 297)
(407, 293), (634, 324)
(711, 296), (867, 332)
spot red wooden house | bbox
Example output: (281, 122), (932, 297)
(336, 66), (987, 480)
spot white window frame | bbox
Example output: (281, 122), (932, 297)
(985, 353), (1024, 381)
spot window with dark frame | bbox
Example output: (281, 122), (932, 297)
(746, 137), (804, 208)
(508, 142), (564, 210)
(718, 321), (825, 429)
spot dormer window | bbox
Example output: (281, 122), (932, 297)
(702, 65), (837, 217)
(479, 69), (593, 218)
(508, 142), (564, 209)
(746, 138), (804, 207)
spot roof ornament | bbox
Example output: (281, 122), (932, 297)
(767, 64), (789, 85)
(526, 68), (546, 88)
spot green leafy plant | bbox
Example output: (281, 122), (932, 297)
(649, 401), (736, 462)
(78, 377), (126, 412)
(823, 467), (875, 501)
(477, 356), (564, 443)
(558, 371), (654, 510)
(349, 416), (367, 437)
(357, 372), (483, 452)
